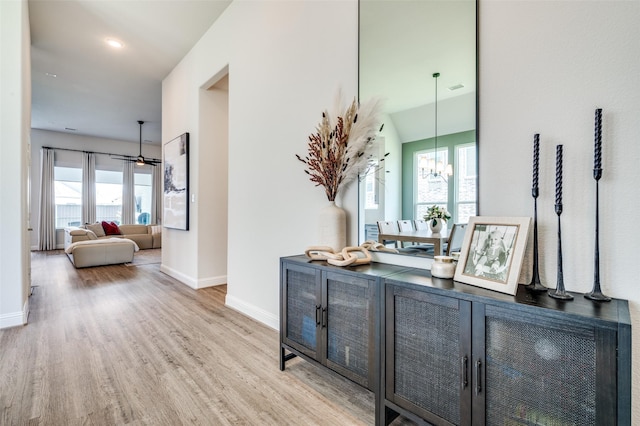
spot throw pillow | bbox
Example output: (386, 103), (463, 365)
(85, 230), (98, 240)
(86, 222), (106, 237)
(101, 221), (121, 236)
(110, 221), (122, 235)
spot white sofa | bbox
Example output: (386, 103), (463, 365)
(65, 223), (162, 251)
(65, 238), (137, 268)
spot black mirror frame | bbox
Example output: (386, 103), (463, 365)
(356, 0), (480, 251)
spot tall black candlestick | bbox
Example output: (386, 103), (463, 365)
(549, 144), (572, 300)
(532, 134), (539, 196)
(594, 108), (602, 178)
(526, 134), (546, 292)
(586, 108), (611, 301)
(555, 145), (562, 206)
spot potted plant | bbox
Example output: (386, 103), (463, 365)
(424, 205), (451, 233)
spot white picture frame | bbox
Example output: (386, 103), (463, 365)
(454, 216), (531, 295)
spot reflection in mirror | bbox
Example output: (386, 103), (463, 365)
(358, 0), (478, 256)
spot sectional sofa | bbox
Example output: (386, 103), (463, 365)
(65, 223), (162, 250)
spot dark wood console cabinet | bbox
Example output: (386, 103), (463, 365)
(280, 256), (631, 426)
(280, 255), (408, 390)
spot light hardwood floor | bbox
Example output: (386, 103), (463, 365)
(0, 251), (412, 425)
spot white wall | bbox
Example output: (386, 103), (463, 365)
(360, 116), (402, 236)
(480, 1), (640, 421)
(380, 117), (403, 221)
(0, 0), (31, 328)
(162, 0), (359, 325)
(163, 0), (638, 419)
(29, 129), (162, 249)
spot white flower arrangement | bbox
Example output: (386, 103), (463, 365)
(296, 92), (384, 202)
(424, 205), (451, 227)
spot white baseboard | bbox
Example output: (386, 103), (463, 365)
(0, 301), (28, 329)
(225, 294), (278, 331)
(197, 275), (227, 289)
(160, 264), (197, 289)
(159, 265), (227, 290)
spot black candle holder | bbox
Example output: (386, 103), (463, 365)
(548, 203), (573, 300)
(585, 109), (610, 302)
(585, 168), (611, 301)
(526, 197), (547, 292)
(526, 135), (546, 292)
(549, 145), (573, 300)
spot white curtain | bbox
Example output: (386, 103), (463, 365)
(38, 148), (56, 250)
(82, 152), (96, 224)
(151, 164), (162, 225)
(122, 161), (135, 224)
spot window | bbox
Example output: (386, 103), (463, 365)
(455, 143), (477, 223)
(96, 170), (123, 224)
(54, 166), (82, 228)
(415, 148), (449, 219)
(412, 144), (477, 224)
(134, 172), (152, 224)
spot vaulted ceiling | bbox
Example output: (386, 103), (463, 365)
(29, 0), (231, 145)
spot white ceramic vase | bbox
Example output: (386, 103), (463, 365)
(429, 218), (444, 233)
(318, 201), (346, 252)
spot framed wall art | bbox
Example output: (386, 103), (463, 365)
(454, 216), (531, 295)
(163, 132), (189, 230)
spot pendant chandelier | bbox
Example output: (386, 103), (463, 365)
(421, 72), (453, 180)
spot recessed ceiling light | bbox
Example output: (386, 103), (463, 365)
(448, 84), (464, 91)
(105, 38), (124, 49)
(45, 72), (57, 78)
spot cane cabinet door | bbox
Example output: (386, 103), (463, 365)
(281, 263), (322, 359)
(386, 283), (472, 425)
(323, 270), (377, 388)
(476, 303), (620, 426)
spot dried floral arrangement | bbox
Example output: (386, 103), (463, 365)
(296, 94), (384, 202)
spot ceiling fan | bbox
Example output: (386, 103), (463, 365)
(113, 120), (161, 166)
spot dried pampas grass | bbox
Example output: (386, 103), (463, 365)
(296, 92), (384, 202)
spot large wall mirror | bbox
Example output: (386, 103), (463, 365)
(358, 0), (478, 255)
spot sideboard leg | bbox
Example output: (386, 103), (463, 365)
(279, 346), (286, 371)
(383, 406), (399, 426)
(280, 346), (297, 371)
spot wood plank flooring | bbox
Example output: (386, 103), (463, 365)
(1, 251), (412, 425)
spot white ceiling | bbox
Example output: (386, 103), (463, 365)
(29, 0), (232, 146)
(29, 0), (475, 147)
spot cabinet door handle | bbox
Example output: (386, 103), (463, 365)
(461, 356), (468, 389)
(475, 359), (482, 395)
(315, 305), (321, 325)
(321, 307), (327, 328)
